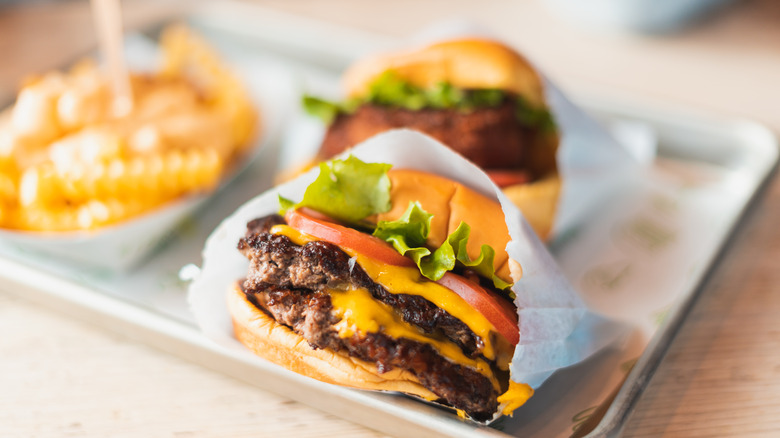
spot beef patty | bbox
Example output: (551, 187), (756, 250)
(238, 216), (485, 358)
(238, 214), (502, 420)
(319, 99), (536, 172)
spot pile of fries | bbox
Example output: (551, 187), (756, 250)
(0, 26), (258, 232)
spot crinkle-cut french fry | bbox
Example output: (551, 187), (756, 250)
(76, 198), (150, 230)
(160, 148), (223, 195)
(11, 74), (68, 146)
(159, 25), (258, 150)
(20, 148), (224, 207)
(11, 198), (152, 231)
(13, 205), (80, 232)
(19, 164), (59, 207)
(0, 173), (16, 203)
(150, 110), (234, 159)
(1, 119), (47, 170)
(129, 79), (200, 123)
(127, 124), (162, 153)
(56, 82), (111, 131)
(0, 127), (18, 200)
(48, 128), (124, 171)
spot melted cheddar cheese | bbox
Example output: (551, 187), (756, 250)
(329, 286), (497, 389)
(497, 381), (534, 416)
(270, 224), (513, 374)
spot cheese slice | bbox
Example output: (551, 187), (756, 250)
(329, 286), (497, 389)
(497, 381), (534, 416)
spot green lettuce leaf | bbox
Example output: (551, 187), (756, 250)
(366, 71), (504, 112)
(304, 72), (554, 133)
(464, 88), (505, 108)
(367, 71), (429, 110)
(372, 200), (436, 267)
(280, 155), (392, 223)
(515, 96), (556, 133)
(301, 95), (341, 124)
(445, 222), (513, 290)
(302, 95), (360, 124)
(373, 201), (512, 290)
(423, 82), (463, 109)
(278, 195), (295, 214)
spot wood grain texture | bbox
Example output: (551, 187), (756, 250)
(2, 0), (780, 437)
(620, 176), (780, 438)
(0, 291), (389, 438)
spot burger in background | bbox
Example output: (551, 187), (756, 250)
(302, 38), (560, 239)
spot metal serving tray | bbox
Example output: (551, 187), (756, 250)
(1, 3), (777, 437)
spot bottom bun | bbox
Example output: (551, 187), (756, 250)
(502, 174), (560, 241)
(227, 282), (438, 400)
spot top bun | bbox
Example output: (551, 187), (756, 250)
(343, 38), (545, 107)
(371, 169), (515, 284)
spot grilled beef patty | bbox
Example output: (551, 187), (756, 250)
(319, 100), (535, 172)
(238, 214), (501, 420)
(238, 216), (484, 357)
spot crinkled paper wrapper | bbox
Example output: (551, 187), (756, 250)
(189, 126), (629, 421)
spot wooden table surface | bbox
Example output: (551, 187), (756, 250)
(2, 1), (779, 437)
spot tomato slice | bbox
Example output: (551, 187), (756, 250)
(296, 207), (337, 223)
(436, 272), (519, 345)
(486, 169), (531, 188)
(285, 209), (415, 268)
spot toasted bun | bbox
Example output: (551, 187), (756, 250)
(372, 169), (516, 283)
(343, 39), (545, 107)
(228, 282), (438, 400)
(503, 174), (560, 241)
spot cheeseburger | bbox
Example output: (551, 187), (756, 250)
(229, 156), (532, 421)
(303, 38), (560, 239)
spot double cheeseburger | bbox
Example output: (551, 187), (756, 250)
(303, 38), (560, 239)
(229, 156), (532, 421)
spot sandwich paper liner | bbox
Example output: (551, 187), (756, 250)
(0, 33), (294, 271)
(188, 129), (629, 421)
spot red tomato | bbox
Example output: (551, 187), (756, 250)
(285, 209), (415, 268)
(486, 169), (531, 188)
(436, 272), (519, 345)
(296, 207), (337, 223)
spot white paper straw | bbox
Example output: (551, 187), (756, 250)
(90, 0), (133, 117)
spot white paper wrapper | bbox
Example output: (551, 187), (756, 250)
(545, 81), (641, 236)
(188, 130), (627, 419)
(0, 33), (294, 271)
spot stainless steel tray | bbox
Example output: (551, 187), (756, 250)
(1, 3), (777, 438)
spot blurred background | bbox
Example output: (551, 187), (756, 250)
(1, 0), (779, 133)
